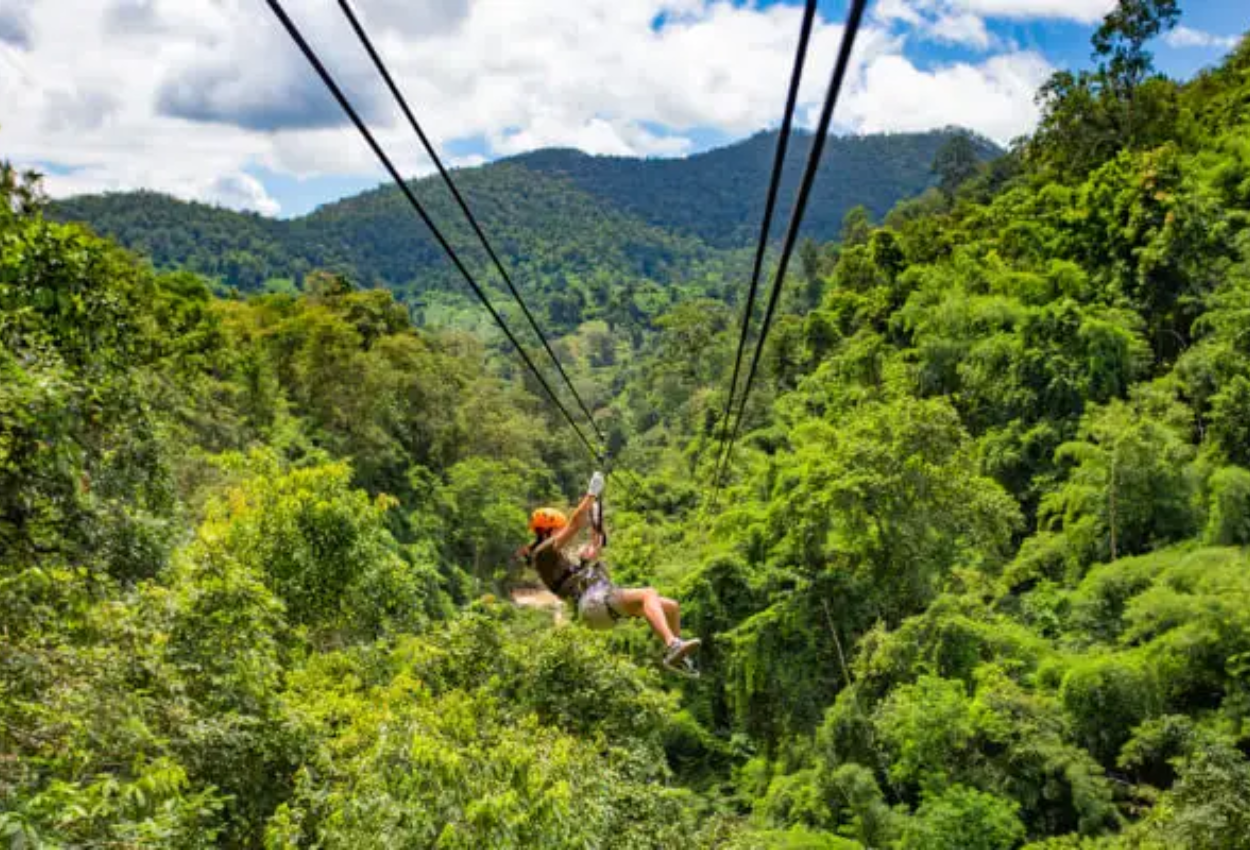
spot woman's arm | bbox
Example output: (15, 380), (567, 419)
(548, 492), (596, 551)
(536, 472), (605, 554)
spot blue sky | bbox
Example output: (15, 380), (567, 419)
(2, 0), (1245, 218)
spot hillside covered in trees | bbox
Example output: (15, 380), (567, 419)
(507, 130), (997, 248)
(5, 2), (1250, 847)
(48, 129), (992, 301)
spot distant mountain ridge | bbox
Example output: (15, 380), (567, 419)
(50, 128), (999, 296)
(508, 129), (999, 247)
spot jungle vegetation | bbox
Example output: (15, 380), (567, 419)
(4, 3), (1250, 847)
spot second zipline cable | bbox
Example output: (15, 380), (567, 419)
(335, 0), (606, 446)
(710, 0), (818, 484)
(712, 0), (869, 500)
(263, 0), (600, 461)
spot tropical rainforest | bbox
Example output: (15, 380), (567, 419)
(5, 2), (1250, 847)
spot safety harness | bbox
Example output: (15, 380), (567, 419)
(549, 558), (597, 599)
(550, 492), (622, 621)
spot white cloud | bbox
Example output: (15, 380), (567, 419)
(870, 0), (995, 51)
(874, 0), (925, 27)
(29, 160), (283, 215)
(152, 0), (393, 131)
(103, 1), (165, 36)
(929, 12), (993, 49)
(873, 0), (1106, 49)
(843, 51), (1053, 144)
(1164, 26), (1240, 51)
(41, 88), (121, 133)
(957, 0), (1114, 23)
(489, 116), (694, 158)
(351, 0), (471, 39)
(204, 172), (281, 215)
(2, 0), (1072, 214)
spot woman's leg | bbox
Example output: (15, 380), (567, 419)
(614, 587), (677, 645)
(660, 596), (680, 638)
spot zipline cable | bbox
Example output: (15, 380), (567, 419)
(336, 0), (607, 446)
(711, 0), (869, 500)
(709, 0), (817, 484)
(263, 0), (600, 461)
(267, 0), (647, 500)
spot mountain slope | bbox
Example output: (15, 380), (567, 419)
(287, 162), (716, 291)
(51, 165), (714, 296)
(510, 128), (999, 247)
(50, 190), (290, 289)
(50, 129), (995, 295)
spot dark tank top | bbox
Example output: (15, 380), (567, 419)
(532, 542), (602, 600)
(532, 542), (579, 597)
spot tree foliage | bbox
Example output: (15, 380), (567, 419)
(6, 4), (1250, 845)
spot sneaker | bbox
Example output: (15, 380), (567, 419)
(663, 637), (701, 671)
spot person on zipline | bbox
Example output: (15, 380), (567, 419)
(522, 471), (701, 675)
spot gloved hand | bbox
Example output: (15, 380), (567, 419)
(586, 470), (606, 498)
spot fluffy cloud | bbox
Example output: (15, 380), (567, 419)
(957, 0), (1114, 23)
(929, 12), (993, 49)
(157, 60), (366, 132)
(351, 0), (471, 39)
(843, 51), (1052, 144)
(2, 0), (1091, 215)
(41, 88), (121, 133)
(43, 163), (281, 216)
(489, 117), (694, 158)
(152, 0), (395, 131)
(874, 0), (926, 27)
(103, 0), (165, 36)
(874, 0), (995, 50)
(0, 1), (33, 49)
(1164, 26), (1240, 51)
(205, 172), (281, 215)
(872, 0), (1109, 47)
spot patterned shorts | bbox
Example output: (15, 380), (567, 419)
(577, 579), (623, 630)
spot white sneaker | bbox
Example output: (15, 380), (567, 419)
(662, 638), (701, 676)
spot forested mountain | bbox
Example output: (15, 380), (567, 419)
(51, 165), (716, 302)
(512, 129), (997, 247)
(7, 3), (1250, 848)
(49, 128), (989, 297)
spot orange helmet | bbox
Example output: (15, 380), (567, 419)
(529, 507), (568, 534)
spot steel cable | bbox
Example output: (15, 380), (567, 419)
(709, 0), (818, 483)
(336, 0), (607, 446)
(263, 0), (600, 460)
(711, 0), (869, 501)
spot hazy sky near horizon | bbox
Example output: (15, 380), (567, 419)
(1, 0), (1244, 218)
